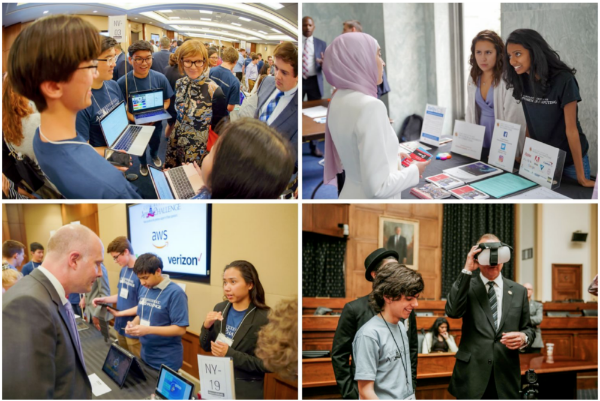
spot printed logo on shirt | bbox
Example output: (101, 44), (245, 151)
(95, 98), (120, 121)
(140, 297), (162, 309)
(521, 95), (558, 105)
(225, 324), (237, 338)
(120, 276), (136, 288)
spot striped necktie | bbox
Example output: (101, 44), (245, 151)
(487, 281), (498, 330)
(260, 91), (284, 123)
(65, 304), (86, 370)
(302, 38), (311, 79)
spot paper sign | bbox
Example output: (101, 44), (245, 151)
(198, 355), (235, 400)
(89, 373), (112, 396)
(419, 104), (446, 146)
(519, 138), (562, 189)
(450, 120), (485, 160)
(108, 15), (128, 43)
(488, 120), (521, 171)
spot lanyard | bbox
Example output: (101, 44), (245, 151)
(380, 313), (410, 387)
(91, 83), (114, 118)
(221, 302), (256, 340)
(133, 70), (154, 93)
(120, 267), (135, 287)
(141, 281), (167, 325)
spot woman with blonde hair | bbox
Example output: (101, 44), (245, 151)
(164, 40), (227, 168)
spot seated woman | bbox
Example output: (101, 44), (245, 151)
(504, 29), (595, 187)
(191, 118), (295, 199)
(322, 33), (429, 199)
(465, 30), (527, 161)
(421, 317), (458, 354)
(165, 40), (227, 168)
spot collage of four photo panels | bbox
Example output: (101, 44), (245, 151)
(1, 1), (598, 401)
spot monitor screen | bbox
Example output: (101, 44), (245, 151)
(127, 204), (211, 284)
(156, 366), (194, 400)
(102, 345), (132, 387)
(149, 168), (174, 200)
(131, 91), (163, 112)
(100, 102), (128, 145)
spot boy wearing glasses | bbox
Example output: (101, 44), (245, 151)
(92, 236), (142, 358)
(6, 15), (141, 199)
(117, 40), (174, 177)
(209, 46), (242, 113)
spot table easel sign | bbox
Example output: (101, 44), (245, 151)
(450, 120), (485, 160)
(488, 119), (521, 172)
(419, 104), (446, 147)
(198, 355), (235, 400)
(518, 137), (566, 190)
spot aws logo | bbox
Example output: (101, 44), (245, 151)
(152, 230), (169, 249)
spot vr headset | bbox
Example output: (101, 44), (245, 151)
(474, 242), (512, 266)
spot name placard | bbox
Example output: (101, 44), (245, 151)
(197, 354), (235, 400)
(450, 120), (485, 160)
(488, 119), (521, 171)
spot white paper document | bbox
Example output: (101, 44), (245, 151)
(302, 106), (328, 118)
(450, 120), (485, 160)
(89, 374), (112, 397)
(519, 138), (560, 189)
(419, 104), (446, 146)
(506, 186), (571, 199)
(488, 120), (521, 171)
(198, 355), (235, 400)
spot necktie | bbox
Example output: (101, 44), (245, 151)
(65, 304), (86, 370)
(302, 38), (311, 79)
(488, 281), (498, 330)
(260, 91), (284, 123)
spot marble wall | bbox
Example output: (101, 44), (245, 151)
(501, 3), (598, 175)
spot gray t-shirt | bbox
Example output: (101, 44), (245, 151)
(353, 315), (413, 400)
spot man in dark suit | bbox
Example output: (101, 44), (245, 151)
(386, 226), (407, 263)
(150, 36), (172, 74)
(113, 44), (132, 82)
(3, 224), (105, 399)
(331, 248), (419, 399)
(446, 234), (535, 399)
(302, 16), (327, 157)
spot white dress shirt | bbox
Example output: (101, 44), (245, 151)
(38, 266), (69, 306)
(259, 84), (298, 125)
(302, 36), (316, 77)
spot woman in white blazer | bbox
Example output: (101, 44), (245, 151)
(322, 33), (430, 199)
(465, 30), (527, 161)
(422, 317), (458, 354)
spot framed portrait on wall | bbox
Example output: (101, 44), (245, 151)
(378, 216), (419, 270)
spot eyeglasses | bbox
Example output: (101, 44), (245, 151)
(208, 55), (219, 60)
(133, 57), (153, 64)
(112, 252), (123, 262)
(97, 56), (118, 65)
(182, 60), (205, 68)
(77, 61), (99, 73)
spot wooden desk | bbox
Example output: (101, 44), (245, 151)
(302, 99), (329, 142)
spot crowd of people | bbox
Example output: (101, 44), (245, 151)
(3, 14), (299, 199)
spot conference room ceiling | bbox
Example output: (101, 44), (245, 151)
(2, 3), (298, 44)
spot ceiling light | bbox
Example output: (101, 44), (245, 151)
(93, 10), (98, 13)
(262, 3), (285, 10)
(199, 10), (213, 14)
(43, 10), (49, 14)
(170, 17), (180, 20)
(159, 10), (172, 13)
(271, 28), (282, 33)
(239, 17), (251, 22)
(258, 30), (267, 34)
(231, 23), (242, 26)
(201, 18), (212, 21)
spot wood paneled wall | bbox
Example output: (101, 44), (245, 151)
(2, 204), (29, 267)
(61, 204), (99, 236)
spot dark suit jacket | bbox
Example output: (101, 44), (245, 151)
(331, 294), (418, 399)
(2, 268), (92, 399)
(386, 235), (407, 263)
(113, 52), (132, 82)
(312, 37), (327, 98)
(150, 50), (172, 75)
(254, 76), (298, 162)
(446, 271), (535, 399)
(200, 301), (270, 399)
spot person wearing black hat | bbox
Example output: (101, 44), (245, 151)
(331, 248), (419, 399)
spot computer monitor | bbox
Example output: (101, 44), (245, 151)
(155, 364), (195, 400)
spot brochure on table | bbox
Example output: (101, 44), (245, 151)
(419, 104), (446, 146)
(488, 119), (521, 172)
(519, 137), (565, 190)
(471, 174), (537, 198)
(450, 120), (485, 160)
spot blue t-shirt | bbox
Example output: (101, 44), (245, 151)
(257, 60), (264, 73)
(33, 130), (142, 199)
(68, 292), (81, 305)
(137, 279), (189, 371)
(233, 53), (244, 73)
(209, 66), (240, 107)
(117, 70), (174, 131)
(225, 307), (247, 339)
(21, 261), (41, 276)
(76, 80), (124, 147)
(115, 266), (143, 339)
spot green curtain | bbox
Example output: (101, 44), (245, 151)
(441, 205), (515, 298)
(302, 232), (346, 297)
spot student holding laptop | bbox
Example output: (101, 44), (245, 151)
(6, 15), (142, 199)
(117, 40), (174, 177)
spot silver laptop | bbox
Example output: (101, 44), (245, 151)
(99, 101), (154, 156)
(130, 89), (172, 124)
(149, 165), (203, 199)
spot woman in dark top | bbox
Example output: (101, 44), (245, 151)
(200, 260), (270, 399)
(163, 51), (185, 138)
(422, 317), (458, 354)
(504, 29), (595, 188)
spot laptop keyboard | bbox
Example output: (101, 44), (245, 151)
(169, 167), (195, 199)
(138, 110), (165, 119)
(114, 126), (141, 151)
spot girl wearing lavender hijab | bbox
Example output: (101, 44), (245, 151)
(322, 33), (430, 199)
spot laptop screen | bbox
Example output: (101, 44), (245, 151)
(100, 102), (128, 145)
(156, 366), (194, 400)
(102, 344), (133, 387)
(149, 167), (174, 199)
(132, 90), (163, 112)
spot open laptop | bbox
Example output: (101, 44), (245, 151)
(130, 89), (172, 124)
(148, 165), (203, 199)
(99, 101), (154, 156)
(147, 364), (195, 400)
(102, 343), (146, 388)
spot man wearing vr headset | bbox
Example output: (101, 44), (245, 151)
(446, 234), (535, 399)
